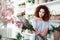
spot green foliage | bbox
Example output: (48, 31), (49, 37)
(16, 33), (24, 40)
(17, 14), (25, 19)
(19, 3), (25, 6)
(22, 19), (35, 31)
(51, 25), (60, 31)
(0, 35), (2, 39)
(17, 15), (23, 19)
(47, 25), (60, 34)
(28, 0), (35, 3)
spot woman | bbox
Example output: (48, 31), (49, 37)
(31, 5), (51, 40)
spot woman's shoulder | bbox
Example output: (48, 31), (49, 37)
(30, 16), (37, 22)
(32, 16), (40, 21)
(31, 16), (38, 21)
(34, 16), (39, 20)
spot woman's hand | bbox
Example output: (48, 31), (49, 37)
(34, 28), (40, 36)
(35, 30), (40, 36)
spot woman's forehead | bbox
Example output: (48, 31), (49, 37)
(40, 9), (45, 12)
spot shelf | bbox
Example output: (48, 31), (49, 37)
(26, 0), (60, 8)
(50, 20), (60, 23)
(38, 0), (60, 5)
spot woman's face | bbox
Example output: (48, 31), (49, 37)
(39, 9), (45, 18)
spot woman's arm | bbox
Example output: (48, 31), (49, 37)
(35, 28), (48, 37)
(41, 28), (48, 37)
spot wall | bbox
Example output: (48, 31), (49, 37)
(26, 1), (60, 15)
(25, 1), (60, 19)
(46, 1), (60, 15)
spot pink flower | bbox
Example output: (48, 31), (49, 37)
(20, 10), (25, 15)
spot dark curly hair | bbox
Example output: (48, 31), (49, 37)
(34, 5), (51, 21)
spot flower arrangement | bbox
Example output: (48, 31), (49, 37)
(22, 19), (35, 31)
(16, 18), (35, 30)
(17, 10), (25, 19)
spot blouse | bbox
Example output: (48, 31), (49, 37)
(31, 19), (49, 40)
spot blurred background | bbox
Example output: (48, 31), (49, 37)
(0, 0), (60, 40)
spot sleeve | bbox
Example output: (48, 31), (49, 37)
(31, 19), (37, 29)
(45, 21), (50, 29)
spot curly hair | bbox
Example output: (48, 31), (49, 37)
(34, 5), (51, 21)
